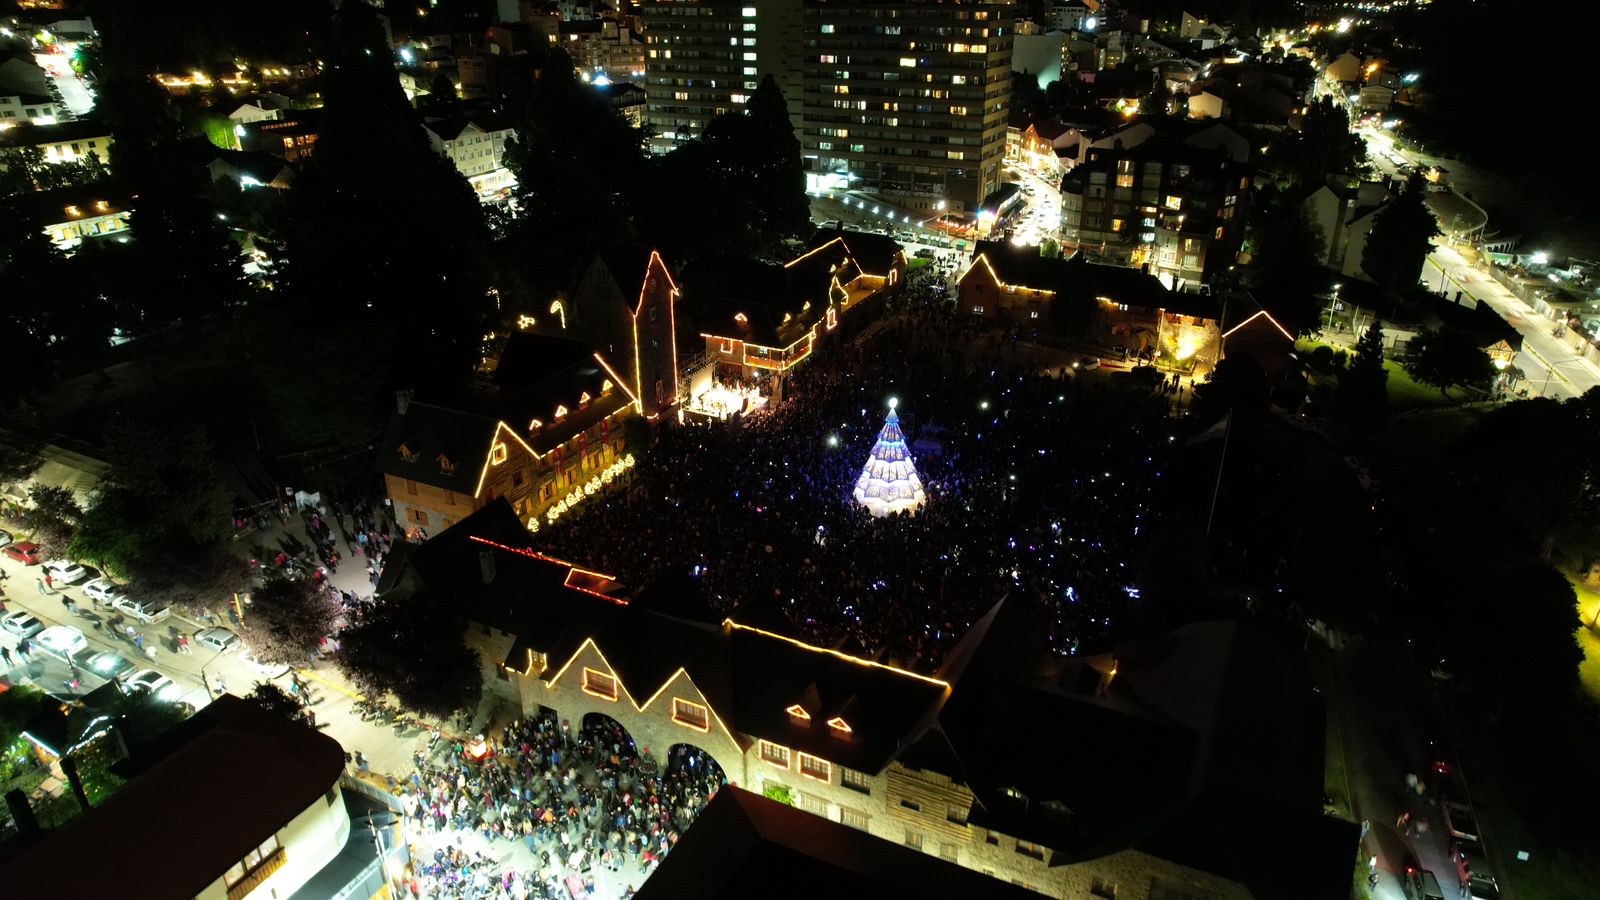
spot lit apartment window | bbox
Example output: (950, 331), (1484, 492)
(759, 740), (791, 768)
(798, 752), (831, 782)
(223, 833), (284, 894)
(841, 768), (870, 794)
(899, 57), (917, 67)
(742, 6), (756, 15)
(1111, 218), (1124, 233)
(743, 52), (758, 61)
(1165, 195), (1183, 210)
(1116, 175), (1134, 188)
(743, 66), (757, 75)
(947, 804), (969, 825)
(581, 667), (618, 701)
(671, 698), (710, 732)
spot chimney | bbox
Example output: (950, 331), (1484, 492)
(396, 390), (415, 415)
(479, 548), (497, 585)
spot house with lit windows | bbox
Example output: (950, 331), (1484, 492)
(381, 502), (1357, 900)
(380, 247), (679, 538)
(9, 181), (134, 250)
(959, 241), (1223, 371)
(689, 229), (905, 385)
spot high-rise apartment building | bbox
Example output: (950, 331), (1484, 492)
(640, 0), (803, 153)
(641, 0), (1014, 214)
(801, 0), (1014, 214)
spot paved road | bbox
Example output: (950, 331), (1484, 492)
(32, 50), (94, 118)
(1422, 246), (1600, 399)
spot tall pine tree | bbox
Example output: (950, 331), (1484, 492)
(1363, 175), (1441, 295)
(1336, 318), (1389, 432)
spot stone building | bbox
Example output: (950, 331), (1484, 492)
(379, 502), (1357, 900)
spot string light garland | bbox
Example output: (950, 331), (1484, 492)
(852, 399), (926, 517)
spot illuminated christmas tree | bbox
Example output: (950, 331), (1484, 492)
(853, 399), (926, 517)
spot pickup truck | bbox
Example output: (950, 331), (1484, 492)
(1445, 800), (1481, 843)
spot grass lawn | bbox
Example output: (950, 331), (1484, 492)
(1293, 338), (1473, 413)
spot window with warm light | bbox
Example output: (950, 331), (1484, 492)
(799, 752), (831, 782)
(786, 704), (811, 724)
(827, 716), (852, 737)
(490, 442), (508, 465)
(1164, 196), (1183, 211)
(759, 740), (791, 768)
(841, 768), (871, 794)
(671, 698), (709, 732)
(582, 667), (618, 701)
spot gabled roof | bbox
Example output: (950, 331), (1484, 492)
(4, 180), (134, 228)
(377, 400), (499, 495)
(637, 787), (1049, 900)
(686, 253), (831, 347)
(685, 621), (950, 774)
(803, 228), (906, 276)
(493, 333), (635, 454)
(968, 241), (1218, 318)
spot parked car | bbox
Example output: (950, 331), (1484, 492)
(1445, 800), (1481, 843)
(1, 611), (44, 639)
(240, 651), (290, 679)
(1402, 867), (1447, 900)
(1452, 841), (1490, 890)
(35, 625), (88, 660)
(112, 597), (170, 624)
(2, 541), (43, 565)
(1466, 873), (1500, 900)
(81, 578), (128, 608)
(87, 650), (137, 681)
(43, 560), (89, 585)
(195, 627), (239, 653)
(124, 669), (181, 702)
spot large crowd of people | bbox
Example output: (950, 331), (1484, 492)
(541, 287), (1176, 672)
(401, 710), (725, 899)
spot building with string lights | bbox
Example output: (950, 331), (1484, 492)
(378, 246), (679, 538)
(958, 241), (1223, 373)
(688, 228), (907, 392)
(381, 501), (1356, 899)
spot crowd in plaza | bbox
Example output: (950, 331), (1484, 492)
(401, 710), (725, 899)
(542, 288), (1175, 672)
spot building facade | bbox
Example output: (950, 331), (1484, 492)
(639, 0), (803, 152)
(800, 0), (1015, 215)
(423, 114), (517, 196)
(384, 504), (1356, 900)
(1059, 137), (1250, 287)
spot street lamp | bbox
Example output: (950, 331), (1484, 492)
(1539, 356), (1587, 398)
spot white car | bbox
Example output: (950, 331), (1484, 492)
(43, 560), (89, 585)
(36, 625), (88, 660)
(124, 669), (182, 702)
(113, 597), (170, 624)
(195, 627), (239, 653)
(1, 611), (44, 639)
(240, 651), (290, 679)
(82, 578), (128, 608)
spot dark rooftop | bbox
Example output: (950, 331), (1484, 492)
(0, 695), (345, 899)
(637, 787), (1049, 900)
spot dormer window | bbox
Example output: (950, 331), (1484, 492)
(786, 704), (811, 724)
(528, 419), (543, 433)
(95, 200), (109, 212)
(734, 312), (748, 324)
(64, 205), (81, 217)
(438, 453), (457, 474)
(601, 379), (613, 395)
(398, 443), (418, 463)
(554, 405), (568, 419)
(826, 716), (852, 738)
(579, 391), (591, 409)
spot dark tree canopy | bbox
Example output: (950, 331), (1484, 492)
(1402, 326), (1494, 397)
(1243, 186), (1324, 333)
(338, 591), (482, 719)
(244, 682), (318, 728)
(1362, 176), (1441, 294)
(1335, 320), (1389, 432)
(241, 575), (342, 666)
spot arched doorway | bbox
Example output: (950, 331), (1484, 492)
(580, 711), (637, 759)
(663, 743), (729, 836)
